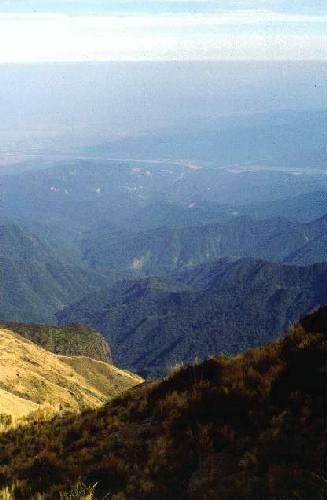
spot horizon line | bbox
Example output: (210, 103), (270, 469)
(0, 58), (326, 65)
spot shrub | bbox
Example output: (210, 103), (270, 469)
(59, 481), (97, 500)
(0, 414), (13, 430)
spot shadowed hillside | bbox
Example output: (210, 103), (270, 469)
(58, 259), (327, 377)
(0, 322), (112, 363)
(0, 307), (325, 500)
(80, 215), (327, 275)
(0, 223), (107, 323)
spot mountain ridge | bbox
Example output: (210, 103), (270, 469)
(0, 321), (112, 363)
(58, 258), (327, 377)
(0, 223), (108, 323)
(80, 214), (327, 276)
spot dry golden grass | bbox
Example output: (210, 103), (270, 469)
(0, 328), (143, 422)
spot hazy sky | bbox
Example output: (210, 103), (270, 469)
(0, 2), (325, 153)
(0, 1), (326, 62)
(0, 60), (325, 153)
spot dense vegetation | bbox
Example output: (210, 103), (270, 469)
(239, 190), (327, 223)
(0, 223), (107, 323)
(1, 162), (326, 328)
(0, 321), (112, 363)
(0, 307), (325, 500)
(3, 158), (325, 238)
(80, 214), (327, 275)
(58, 258), (327, 376)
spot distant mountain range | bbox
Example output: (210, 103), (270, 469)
(2, 159), (326, 237)
(236, 190), (327, 223)
(80, 215), (327, 276)
(2, 211), (325, 328)
(92, 109), (327, 169)
(0, 223), (107, 323)
(1, 155), (326, 381)
(58, 258), (327, 376)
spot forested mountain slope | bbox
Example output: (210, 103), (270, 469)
(80, 215), (327, 275)
(0, 223), (107, 322)
(0, 322), (112, 363)
(238, 190), (327, 222)
(58, 258), (327, 376)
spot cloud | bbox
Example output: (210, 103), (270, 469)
(0, 11), (325, 62)
(1, 10), (325, 24)
(2, 0), (326, 15)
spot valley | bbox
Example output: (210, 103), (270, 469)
(0, 61), (326, 500)
(58, 259), (327, 377)
(1, 154), (326, 376)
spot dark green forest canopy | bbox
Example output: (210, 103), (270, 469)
(58, 259), (327, 377)
(0, 321), (112, 363)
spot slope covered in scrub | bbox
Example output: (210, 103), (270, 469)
(0, 307), (325, 500)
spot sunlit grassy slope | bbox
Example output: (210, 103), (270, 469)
(0, 327), (143, 420)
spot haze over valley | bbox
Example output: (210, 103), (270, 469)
(1, 61), (326, 375)
(0, 2), (326, 496)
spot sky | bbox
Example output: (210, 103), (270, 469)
(0, 0), (326, 62)
(1, 61), (325, 152)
